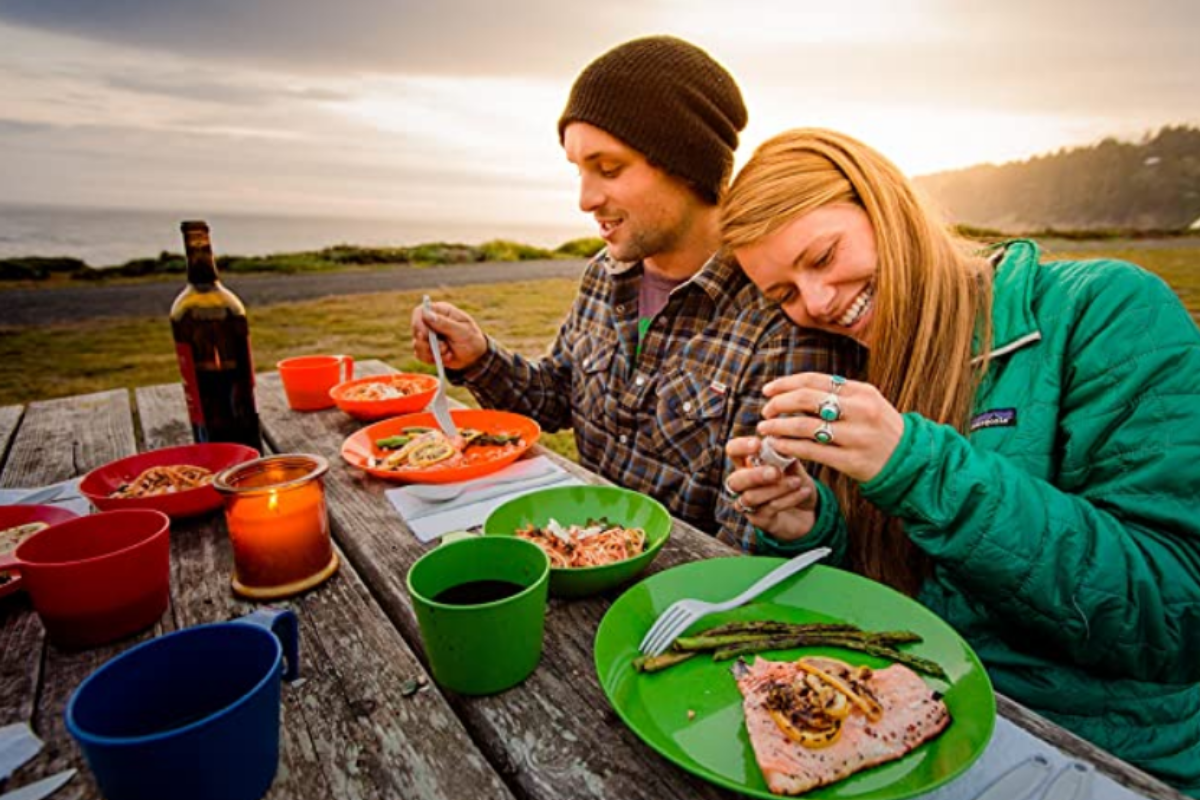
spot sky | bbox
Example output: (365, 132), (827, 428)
(0, 0), (1196, 232)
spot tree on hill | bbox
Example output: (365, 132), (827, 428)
(916, 126), (1200, 232)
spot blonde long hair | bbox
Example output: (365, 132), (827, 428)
(722, 128), (993, 596)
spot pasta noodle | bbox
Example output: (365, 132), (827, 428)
(371, 428), (523, 472)
(515, 519), (646, 568)
(1, 521), (48, 554)
(110, 465), (215, 498)
(343, 377), (430, 402)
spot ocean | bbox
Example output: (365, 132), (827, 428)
(0, 203), (593, 267)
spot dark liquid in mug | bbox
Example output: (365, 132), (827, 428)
(433, 580), (526, 605)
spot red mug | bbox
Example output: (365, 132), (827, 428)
(277, 355), (354, 411)
(0, 509), (171, 648)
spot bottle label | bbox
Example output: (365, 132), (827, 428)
(175, 342), (205, 427)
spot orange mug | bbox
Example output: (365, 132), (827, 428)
(277, 355), (354, 411)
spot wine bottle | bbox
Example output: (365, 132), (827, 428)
(171, 221), (262, 452)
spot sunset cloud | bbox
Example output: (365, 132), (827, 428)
(0, 0), (1196, 222)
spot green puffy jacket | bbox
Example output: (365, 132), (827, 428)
(760, 241), (1200, 795)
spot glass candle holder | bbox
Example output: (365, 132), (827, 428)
(214, 454), (338, 599)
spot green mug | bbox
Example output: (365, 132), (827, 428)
(406, 535), (550, 695)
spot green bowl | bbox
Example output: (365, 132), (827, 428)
(483, 485), (672, 598)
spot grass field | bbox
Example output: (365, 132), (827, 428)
(0, 278), (583, 458)
(2, 242), (1197, 461)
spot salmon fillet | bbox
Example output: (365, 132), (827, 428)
(735, 656), (950, 796)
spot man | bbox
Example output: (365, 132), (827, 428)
(411, 35), (854, 550)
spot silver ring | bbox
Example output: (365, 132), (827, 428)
(814, 421), (835, 445)
(830, 375), (847, 395)
(817, 394), (842, 422)
(733, 497), (758, 515)
(723, 476), (739, 499)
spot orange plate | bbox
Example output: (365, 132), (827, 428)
(341, 409), (541, 484)
(329, 374), (439, 420)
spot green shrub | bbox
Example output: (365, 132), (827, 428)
(407, 242), (478, 264)
(554, 237), (605, 258)
(219, 253), (327, 273)
(320, 245), (411, 265)
(0, 256), (88, 280)
(477, 239), (555, 261)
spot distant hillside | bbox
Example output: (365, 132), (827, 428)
(916, 126), (1200, 232)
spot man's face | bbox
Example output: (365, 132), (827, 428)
(563, 122), (707, 264)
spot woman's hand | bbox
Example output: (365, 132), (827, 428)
(410, 301), (489, 371)
(724, 436), (819, 542)
(756, 373), (904, 483)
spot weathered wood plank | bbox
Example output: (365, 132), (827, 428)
(0, 404), (31, 727)
(0, 404), (22, 464)
(135, 382), (515, 800)
(0, 390), (174, 799)
(0, 390), (135, 489)
(258, 361), (734, 800)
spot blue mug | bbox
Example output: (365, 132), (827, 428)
(65, 609), (300, 800)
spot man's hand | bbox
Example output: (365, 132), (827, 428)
(410, 301), (489, 371)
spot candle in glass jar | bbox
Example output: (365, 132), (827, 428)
(215, 454), (338, 599)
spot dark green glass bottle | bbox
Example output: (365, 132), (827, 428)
(170, 221), (262, 452)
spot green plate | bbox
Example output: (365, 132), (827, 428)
(594, 557), (995, 799)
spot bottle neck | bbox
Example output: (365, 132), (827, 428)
(182, 225), (220, 285)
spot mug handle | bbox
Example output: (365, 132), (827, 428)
(338, 355), (354, 382)
(234, 608), (300, 682)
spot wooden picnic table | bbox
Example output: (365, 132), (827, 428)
(0, 359), (1189, 800)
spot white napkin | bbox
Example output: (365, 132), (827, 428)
(387, 456), (583, 544)
(0, 723), (42, 781)
(914, 715), (1151, 800)
(0, 478), (90, 517)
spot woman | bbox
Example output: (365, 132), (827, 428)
(720, 128), (1200, 796)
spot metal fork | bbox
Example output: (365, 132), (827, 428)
(422, 295), (460, 439)
(638, 546), (831, 657)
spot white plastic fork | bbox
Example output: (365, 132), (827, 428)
(638, 546), (831, 657)
(422, 295), (461, 439)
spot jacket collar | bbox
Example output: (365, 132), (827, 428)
(600, 249), (752, 308)
(973, 239), (1043, 363)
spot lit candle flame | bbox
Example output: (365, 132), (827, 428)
(268, 489), (279, 513)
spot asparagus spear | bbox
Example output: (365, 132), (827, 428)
(632, 651), (698, 673)
(673, 623), (861, 652)
(712, 633), (946, 680)
(699, 620), (854, 637)
(676, 622), (861, 649)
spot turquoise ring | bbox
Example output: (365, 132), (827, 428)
(818, 394), (842, 422)
(830, 375), (847, 394)
(814, 421), (835, 445)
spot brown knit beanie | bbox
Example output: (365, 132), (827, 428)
(558, 35), (748, 204)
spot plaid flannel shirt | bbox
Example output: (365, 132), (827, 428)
(453, 250), (859, 550)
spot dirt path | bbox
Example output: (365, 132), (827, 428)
(0, 259), (588, 326)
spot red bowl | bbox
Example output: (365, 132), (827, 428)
(0, 509), (170, 648)
(81, 443), (260, 519)
(329, 374), (439, 420)
(0, 504), (79, 599)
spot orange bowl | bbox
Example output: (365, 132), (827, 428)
(329, 374), (439, 420)
(81, 443), (260, 519)
(341, 409), (540, 484)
